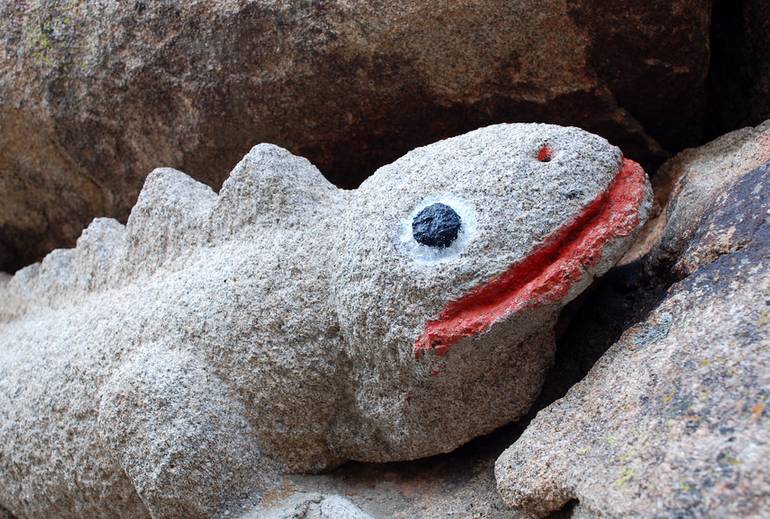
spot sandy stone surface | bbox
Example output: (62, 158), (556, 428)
(0, 124), (650, 518)
(253, 493), (375, 519)
(257, 430), (515, 519)
(0, 0), (708, 271)
(496, 158), (770, 517)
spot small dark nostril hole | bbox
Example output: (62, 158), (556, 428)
(537, 145), (552, 162)
(565, 189), (582, 200)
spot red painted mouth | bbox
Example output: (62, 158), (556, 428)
(414, 158), (647, 359)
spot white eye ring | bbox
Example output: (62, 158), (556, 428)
(396, 194), (478, 264)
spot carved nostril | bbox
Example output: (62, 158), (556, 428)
(537, 145), (552, 162)
(412, 203), (462, 248)
(565, 189), (583, 200)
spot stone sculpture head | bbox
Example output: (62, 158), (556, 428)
(330, 123), (650, 459)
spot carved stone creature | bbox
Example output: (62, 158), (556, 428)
(0, 124), (651, 518)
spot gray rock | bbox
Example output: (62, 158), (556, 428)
(0, 0), (709, 271)
(254, 493), (374, 519)
(271, 430), (514, 519)
(495, 158), (770, 517)
(0, 123), (650, 518)
(647, 119), (770, 273)
(621, 119), (770, 267)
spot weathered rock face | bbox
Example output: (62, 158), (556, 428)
(645, 119), (770, 273)
(495, 133), (770, 517)
(0, 124), (650, 518)
(0, 0), (708, 271)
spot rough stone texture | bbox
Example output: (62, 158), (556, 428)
(646, 119), (770, 273)
(248, 261), (670, 519)
(495, 160), (770, 516)
(254, 493), (374, 519)
(0, 0), (709, 271)
(621, 119), (770, 267)
(0, 123), (650, 518)
(256, 425), (517, 519)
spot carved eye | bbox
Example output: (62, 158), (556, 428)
(398, 196), (477, 264)
(412, 203), (462, 248)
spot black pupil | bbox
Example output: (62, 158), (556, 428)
(412, 203), (462, 248)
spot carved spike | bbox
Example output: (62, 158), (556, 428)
(211, 144), (340, 237)
(125, 168), (217, 268)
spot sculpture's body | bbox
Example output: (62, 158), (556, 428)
(0, 124), (651, 518)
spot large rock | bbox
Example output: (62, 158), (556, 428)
(0, 124), (650, 518)
(495, 133), (770, 517)
(0, 0), (708, 271)
(644, 119), (770, 272)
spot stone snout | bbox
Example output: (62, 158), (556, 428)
(330, 149), (651, 463)
(414, 158), (649, 359)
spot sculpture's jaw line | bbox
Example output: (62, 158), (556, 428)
(414, 158), (647, 359)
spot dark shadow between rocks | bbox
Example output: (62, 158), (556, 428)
(706, 0), (770, 140)
(545, 498), (579, 519)
(544, 258), (671, 405)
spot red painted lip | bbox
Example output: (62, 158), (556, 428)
(414, 158), (647, 359)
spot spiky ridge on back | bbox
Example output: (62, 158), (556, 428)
(0, 145), (342, 322)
